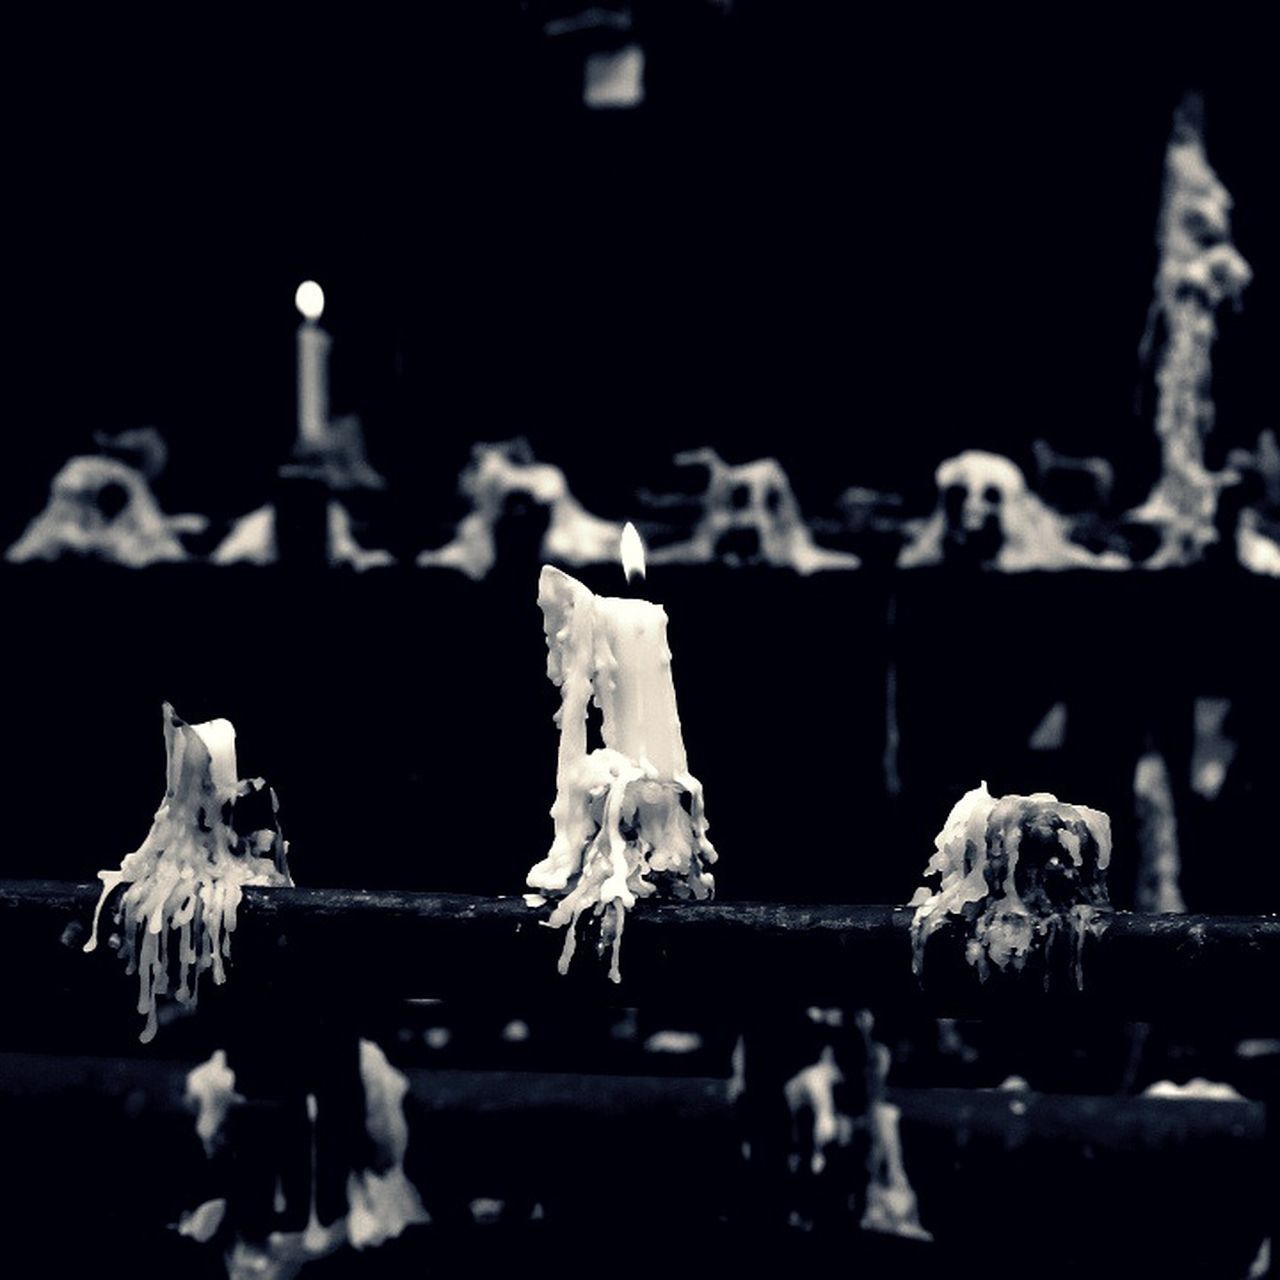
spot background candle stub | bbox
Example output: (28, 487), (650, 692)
(295, 279), (332, 455)
(5, 426), (207, 568)
(526, 563), (718, 982)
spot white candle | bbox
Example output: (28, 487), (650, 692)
(528, 525), (717, 981)
(544, 523), (687, 778)
(295, 280), (331, 452)
(590, 596), (688, 780)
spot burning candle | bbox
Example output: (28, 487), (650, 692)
(295, 280), (331, 452)
(527, 524), (717, 981)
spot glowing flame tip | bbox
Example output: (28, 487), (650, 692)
(620, 522), (646, 583)
(295, 280), (325, 321)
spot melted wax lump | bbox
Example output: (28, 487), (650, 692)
(861, 1095), (932, 1241)
(646, 448), (860, 574)
(1127, 97), (1253, 567)
(84, 704), (292, 1043)
(1142, 1077), (1247, 1102)
(6, 444), (203, 568)
(187, 1049), (244, 1156)
(782, 1012), (931, 1240)
(417, 440), (622, 579)
(784, 1046), (851, 1176)
(345, 1039), (430, 1249)
(896, 450), (1129, 572)
(909, 783), (1112, 985)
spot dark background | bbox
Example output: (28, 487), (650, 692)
(5, 5), (1279, 545)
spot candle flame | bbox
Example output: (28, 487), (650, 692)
(295, 280), (325, 322)
(621, 521), (646, 583)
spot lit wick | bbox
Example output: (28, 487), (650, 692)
(620, 521), (646, 585)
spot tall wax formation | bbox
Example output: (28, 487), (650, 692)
(1130, 94), (1252, 566)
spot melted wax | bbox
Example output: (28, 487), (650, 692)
(909, 783), (1112, 986)
(526, 566), (717, 981)
(781, 1011), (931, 1239)
(179, 1041), (428, 1278)
(83, 704), (291, 1042)
(858, 1013), (932, 1241)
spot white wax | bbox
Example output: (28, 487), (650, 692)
(591, 595), (688, 781)
(540, 567), (595, 784)
(185, 1049), (242, 1155)
(532, 566), (716, 979)
(297, 320), (332, 450)
(192, 718), (238, 797)
(87, 704), (291, 1042)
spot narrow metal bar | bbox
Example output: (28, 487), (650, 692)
(0, 1050), (1262, 1149)
(3, 879), (1278, 1027)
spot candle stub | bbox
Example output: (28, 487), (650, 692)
(526, 565), (718, 981)
(83, 703), (292, 1042)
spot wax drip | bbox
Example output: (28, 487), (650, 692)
(177, 1041), (428, 1278)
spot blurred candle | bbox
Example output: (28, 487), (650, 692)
(294, 280), (331, 451)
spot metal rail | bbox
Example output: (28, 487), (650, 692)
(2, 879), (1277, 1027)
